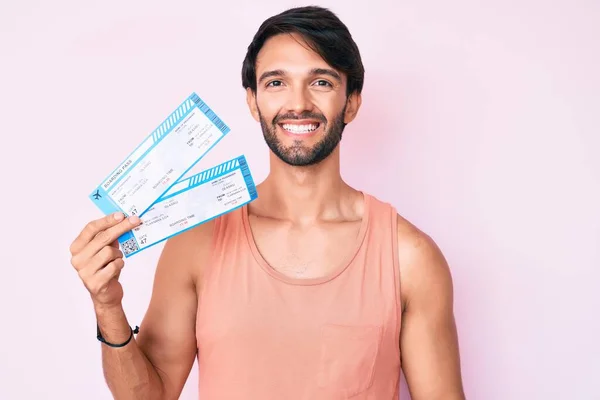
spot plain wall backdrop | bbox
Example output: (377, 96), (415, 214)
(1, 0), (598, 399)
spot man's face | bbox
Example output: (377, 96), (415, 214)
(247, 33), (360, 166)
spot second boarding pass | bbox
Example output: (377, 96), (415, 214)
(117, 155), (257, 257)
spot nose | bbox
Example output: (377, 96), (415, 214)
(285, 86), (313, 114)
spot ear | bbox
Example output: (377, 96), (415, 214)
(343, 92), (362, 124)
(246, 88), (260, 122)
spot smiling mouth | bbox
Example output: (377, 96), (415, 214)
(279, 123), (321, 135)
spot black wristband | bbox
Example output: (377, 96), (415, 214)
(96, 324), (139, 348)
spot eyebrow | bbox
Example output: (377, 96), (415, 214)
(257, 68), (342, 84)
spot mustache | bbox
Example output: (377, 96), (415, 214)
(273, 112), (327, 125)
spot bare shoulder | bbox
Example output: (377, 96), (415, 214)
(395, 213), (454, 311)
(394, 213), (465, 399)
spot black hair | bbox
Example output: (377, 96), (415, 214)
(241, 6), (364, 97)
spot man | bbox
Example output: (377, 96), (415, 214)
(69, 6), (465, 400)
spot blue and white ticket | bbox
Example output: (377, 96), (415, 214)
(116, 155), (258, 257)
(89, 93), (230, 218)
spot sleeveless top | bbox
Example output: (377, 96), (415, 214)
(195, 193), (402, 399)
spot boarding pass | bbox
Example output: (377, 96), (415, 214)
(117, 155), (257, 257)
(89, 92), (230, 218)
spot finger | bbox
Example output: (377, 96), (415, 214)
(81, 216), (141, 260)
(86, 258), (124, 296)
(78, 246), (123, 279)
(70, 213), (125, 255)
(94, 258), (125, 285)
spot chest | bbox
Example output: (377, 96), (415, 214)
(195, 209), (402, 398)
(249, 216), (363, 279)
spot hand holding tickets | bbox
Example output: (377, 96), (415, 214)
(69, 213), (142, 308)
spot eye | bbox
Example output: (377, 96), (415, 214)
(266, 80), (283, 87)
(313, 80), (332, 87)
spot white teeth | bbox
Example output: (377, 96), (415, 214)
(282, 123), (318, 134)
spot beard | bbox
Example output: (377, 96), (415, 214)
(258, 105), (347, 167)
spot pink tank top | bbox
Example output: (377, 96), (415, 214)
(195, 193), (402, 399)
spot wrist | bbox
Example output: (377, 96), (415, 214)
(93, 301), (123, 316)
(97, 323), (139, 348)
(93, 302), (131, 344)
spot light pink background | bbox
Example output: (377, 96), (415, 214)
(1, 0), (598, 399)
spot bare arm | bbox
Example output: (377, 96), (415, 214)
(95, 303), (165, 399)
(98, 227), (206, 399)
(397, 216), (466, 400)
(70, 213), (214, 400)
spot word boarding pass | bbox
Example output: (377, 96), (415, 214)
(117, 155), (258, 257)
(89, 93), (230, 218)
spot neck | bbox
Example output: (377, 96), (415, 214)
(257, 147), (355, 224)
